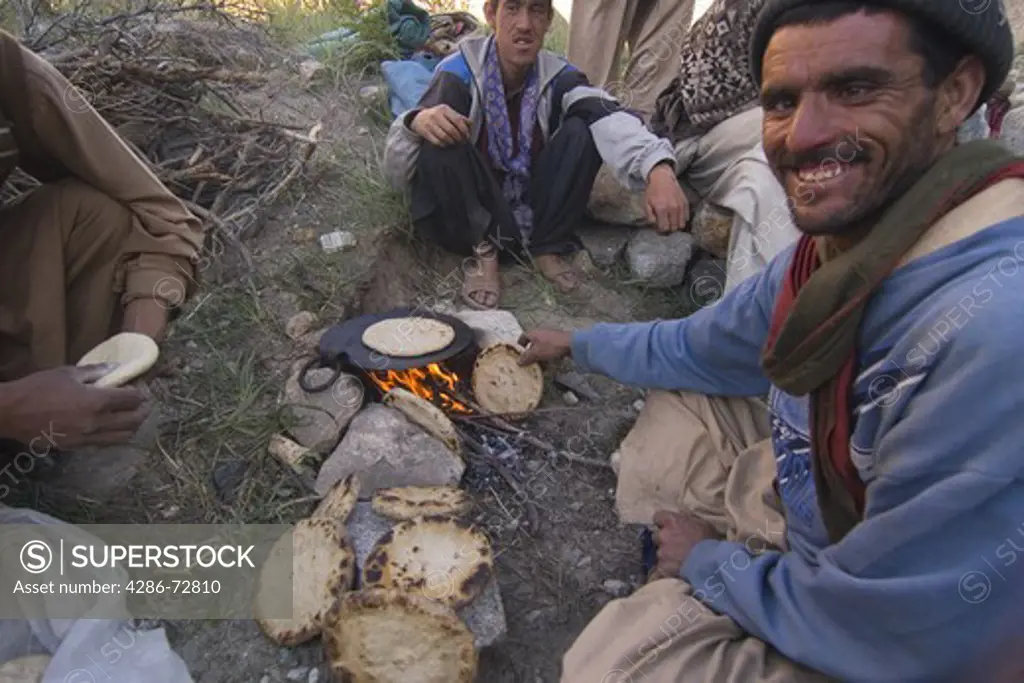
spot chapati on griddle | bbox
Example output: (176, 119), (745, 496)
(361, 317), (455, 358)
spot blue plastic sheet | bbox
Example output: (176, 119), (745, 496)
(381, 59), (435, 118)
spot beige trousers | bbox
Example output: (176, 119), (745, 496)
(561, 390), (835, 683)
(0, 179), (130, 380)
(566, 0), (696, 118)
(678, 107), (801, 293)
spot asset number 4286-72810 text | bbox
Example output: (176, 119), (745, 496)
(125, 580), (222, 594)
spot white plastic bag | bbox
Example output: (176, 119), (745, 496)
(0, 506), (193, 683)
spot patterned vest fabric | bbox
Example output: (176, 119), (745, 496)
(651, 0), (766, 143)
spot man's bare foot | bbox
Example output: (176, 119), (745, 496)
(461, 244), (500, 309)
(533, 253), (580, 293)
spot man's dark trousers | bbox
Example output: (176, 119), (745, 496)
(409, 117), (603, 258)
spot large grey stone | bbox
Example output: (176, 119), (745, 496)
(578, 223), (632, 267)
(626, 229), (695, 287)
(689, 202), (733, 259)
(453, 309), (524, 347)
(347, 502), (507, 649)
(684, 257), (728, 309)
(315, 404), (466, 497)
(36, 402), (161, 505)
(1000, 107), (1024, 156)
(586, 165), (648, 227)
(280, 361), (364, 454)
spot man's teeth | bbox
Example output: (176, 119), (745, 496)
(797, 164), (847, 183)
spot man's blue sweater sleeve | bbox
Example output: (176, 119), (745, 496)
(569, 252), (790, 394)
(679, 305), (1024, 683)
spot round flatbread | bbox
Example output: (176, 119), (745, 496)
(371, 485), (471, 522)
(471, 343), (543, 417)
(361, 317), (455, 358)
(76, 332), (159, 388)
(313, 472), (361, 523)
(383, 388), (460, 453)
(323, 588), (477, 683)
(255, 518), (355, 646)
(361, 516), (493, 610)
(0, 655), (50, 682)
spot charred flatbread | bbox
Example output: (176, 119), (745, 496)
(382, 388), (460, 453)
(76, 332), (159, 388)
(371, 486), (471, 521)
(471, 342), (542, 417)
(323, 588), (476, 683)
(361, 516), (493, 610)
(255, 518), (355, 646)
(361, 317), (455, 358)
(313, 473), (361, 522)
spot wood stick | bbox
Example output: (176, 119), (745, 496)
(453, 413), (613, 471)
(184, 200), (254, 271)
(458, 427), (539, 535)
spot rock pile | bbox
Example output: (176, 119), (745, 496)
(267, 310), (519, 659)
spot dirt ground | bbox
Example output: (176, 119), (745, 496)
(6, 34), (700, 682)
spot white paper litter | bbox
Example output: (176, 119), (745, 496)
(319, 231), (357, 253)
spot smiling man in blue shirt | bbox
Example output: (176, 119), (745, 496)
(519, 1), (1024, 681)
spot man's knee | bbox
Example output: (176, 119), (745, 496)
(1, 179), (132, 262)
(38, 179), (133, 244)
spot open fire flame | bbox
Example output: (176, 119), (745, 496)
(369, 363), (472, 414)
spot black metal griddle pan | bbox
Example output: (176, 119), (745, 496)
(298, 308), (476, 392)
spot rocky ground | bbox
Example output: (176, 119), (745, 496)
(6, 7), (1024, 683)
(6, 21), (712, 682)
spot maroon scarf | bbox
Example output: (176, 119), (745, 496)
(761, 141), (1024, 543)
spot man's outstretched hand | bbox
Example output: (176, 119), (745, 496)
(0, 365), (151, 450)
(648, 509), (720, 582)
(518, 329), (572, 365)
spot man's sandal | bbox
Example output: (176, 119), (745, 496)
(461, 242), (500, 310)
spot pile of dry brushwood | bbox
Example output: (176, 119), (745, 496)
(6, 2), (322, 244)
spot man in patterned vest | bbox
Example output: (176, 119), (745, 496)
(650, 0), (802, 293)
(0, 30), (204, 483)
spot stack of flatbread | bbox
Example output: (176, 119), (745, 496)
(254, 474), (362, 646)
(254, 476), (487, 682)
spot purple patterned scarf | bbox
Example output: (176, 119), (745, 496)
(482, 37), (541, 238)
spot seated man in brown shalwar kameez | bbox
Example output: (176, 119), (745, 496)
(0, 30), (204, 479)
